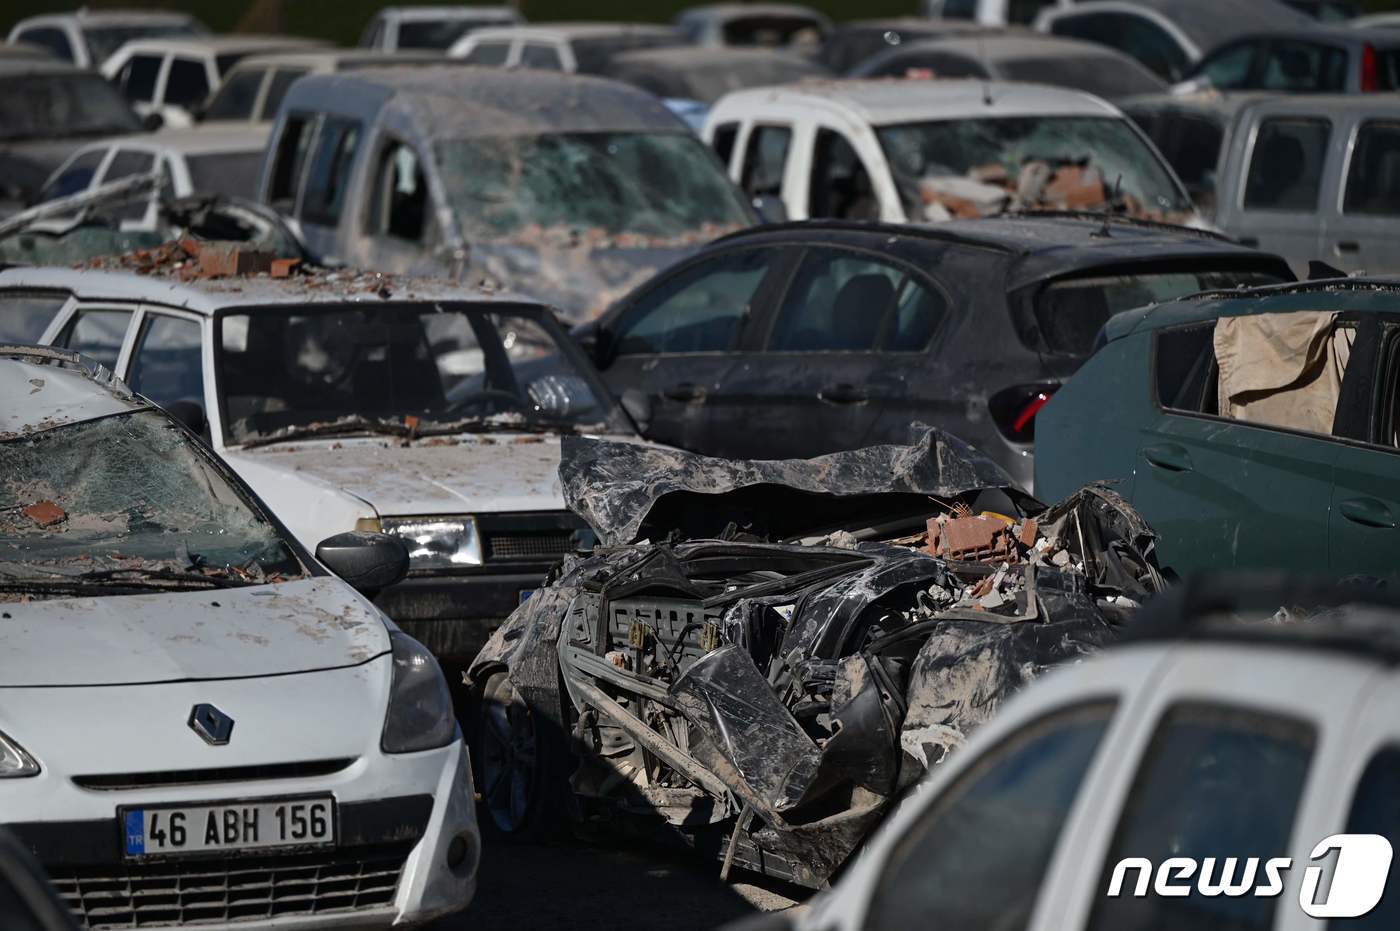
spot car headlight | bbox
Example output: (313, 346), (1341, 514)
(368, 516), (483, 570)
(0, 729), (39, 777)
(381, 631), (457, 754)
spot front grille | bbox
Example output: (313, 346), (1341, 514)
(50, 844), (408, 928)
(485, 530), (575, 561)
(72, 759), (356, 791)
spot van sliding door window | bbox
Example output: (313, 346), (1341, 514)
(301, 117), (362, 226)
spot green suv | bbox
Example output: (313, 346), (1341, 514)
(1035, 280), (1400, 577)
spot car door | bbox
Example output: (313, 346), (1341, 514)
(1330, 315), (1400, 575)
(708, 245), (951, 459)
(595, 245), (796, 453)
(1132, 316), (1353, 575)
(112, 53), (164, 117)
(1332, 118), (1400, 274)
(1222, 113), (1332, 275)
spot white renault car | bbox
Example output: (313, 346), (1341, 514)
(0, 346), (478, 928)
(0, 264), (647, 700)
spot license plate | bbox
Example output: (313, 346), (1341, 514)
(121, 797), (334, 858)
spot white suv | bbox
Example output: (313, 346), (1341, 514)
(780, 582), (1400, 931)
(0, 346), (478, 928)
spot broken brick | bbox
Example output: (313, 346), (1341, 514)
(22, 500), (66, 528)
(270, 257), (302, 278)
(1018, 519), (1039, 549)
(927, 514), (1015, 561)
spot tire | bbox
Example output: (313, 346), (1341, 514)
(471, 669), (563, 840)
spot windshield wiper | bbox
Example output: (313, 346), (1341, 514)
(238, 415), (412, 449)
(0, 567), (251, 593)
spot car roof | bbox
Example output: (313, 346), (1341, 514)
(1, 349), (144, 436)
(709, 215), (1289, 291)
(109, 35), (324, 56)
(608, 44), (822, 69)
(71, 125), (272, 157)
(711, 78), (1123, 125)
(0, 266), (547, 315)
(16, 9), (199, 27)
(900, 33), (1155, 64)
(1045, 0), (1315, 53)
(229, 49), (444, 70)
(1106, 276), (1400, 341)
(464, 22), (681, 41)
(0, 59), (88, 78)
(283, 65), (686, 136)
(1118, 89), (1275, 119)
(379, 5), (521, 21)
(678, 3), (829, 22)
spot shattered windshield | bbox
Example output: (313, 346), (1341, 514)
(0, 73), (141, 142)
(434, 132), (751, 245)
(877, 116), (1193, 221)
(0, 410), (303, 589)
(218, 303), (613, 445)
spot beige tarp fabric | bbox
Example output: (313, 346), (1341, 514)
(1214, 311), (1353, 433)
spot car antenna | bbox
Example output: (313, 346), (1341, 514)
(1093, 175), (1123, 238)
(979, 33), (993, 106)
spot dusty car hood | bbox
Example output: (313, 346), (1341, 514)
(473, 241), (698, 324)
(0, 577), (390, 687)
(225, 433), (577, 516)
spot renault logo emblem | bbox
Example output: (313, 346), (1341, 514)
(188, 704), (234, 746)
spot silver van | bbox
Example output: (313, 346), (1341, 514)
(258, 66), (754, 321)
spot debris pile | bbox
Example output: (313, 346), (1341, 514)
(78, 238), (302, 281)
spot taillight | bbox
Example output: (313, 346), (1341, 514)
(989, 384), (1059, 444)
(1362, 44), (1379, 92)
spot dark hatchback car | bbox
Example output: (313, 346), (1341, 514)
(576, 216), (1293, 491)
(1183, 26), (1400, 93)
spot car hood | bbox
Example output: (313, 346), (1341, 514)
(224, 433), (581, 517)
(0, 576), (390, 687)
(561, 425), (1037, 546)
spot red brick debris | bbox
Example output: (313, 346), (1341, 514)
(22, 500), (66, 528)
(80, 239), (299, 281)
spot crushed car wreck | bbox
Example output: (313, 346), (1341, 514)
(468, 429), (1163, 887)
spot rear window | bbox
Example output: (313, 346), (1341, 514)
(1034, 268), (1287, 358)
(186, 152), (263, 199)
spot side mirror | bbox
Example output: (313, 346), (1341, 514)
(315, 531), (409, 594)
(619, 387), (653, 434)
(141, 111), (165, 132)
(751, 194), (788, 225)
(164, 399), (207, 439)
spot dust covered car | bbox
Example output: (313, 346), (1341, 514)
(466, 429), (1163, 886)
(0, 346), (478, 928)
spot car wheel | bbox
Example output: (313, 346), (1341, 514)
(474, 670), (551, 838)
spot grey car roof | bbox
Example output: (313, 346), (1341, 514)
(607, 45), (825, 69)
(906, 33), (1158, 64)
(377, 5), (520, 21)
(0, 59), (89, 78)
(17, 9), (200, 26)
(467, 22), (680, 40)
(678, 4), (831, 22)
(283, 65), (686, 136)
(1054, 0), (1314, 52)
(0, 266), (541, 315)
(230, 49), (445, 70)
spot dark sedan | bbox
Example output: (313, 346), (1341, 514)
(576, 215), (1294, 491)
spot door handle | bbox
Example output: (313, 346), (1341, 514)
(1339, 497), (1395, 529)
(1335, 241), (1361, 254)
(1142, 443), (1193, 473)
(662, 382), (706, 403)
(818, 383), (867, 405)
